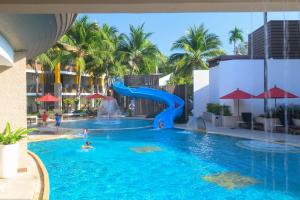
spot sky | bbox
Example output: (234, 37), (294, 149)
(81, 12), (300, 55)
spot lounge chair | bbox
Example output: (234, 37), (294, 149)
(278, 115), (300, 134)
(238, 112), (264, 130)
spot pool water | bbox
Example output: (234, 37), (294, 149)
(61, 118), (153, 130)
(29, 127), (300, 200)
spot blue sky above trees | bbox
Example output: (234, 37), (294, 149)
(82, 12), (299, 55)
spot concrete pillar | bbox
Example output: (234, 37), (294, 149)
(54, 83), (62, 110)
(54, 63), (62, 110)
(0, 52), (27, 129)
(0, 52), (28, 169)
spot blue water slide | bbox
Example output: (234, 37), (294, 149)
(112, 80), (184, 128)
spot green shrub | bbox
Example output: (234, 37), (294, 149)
(0, 122), (36, 145)
(221, 105), (232, 116)
(207, 103), (232, 116)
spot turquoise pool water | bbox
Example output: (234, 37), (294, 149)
(60, 118), (153, 130)
(29, 123), (300, 199)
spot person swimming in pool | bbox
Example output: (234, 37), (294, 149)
(82, 128), (88, 138)
(85, 141), (91, 146)
(158, 120), (164, 129)
(82, 141), (93, 149)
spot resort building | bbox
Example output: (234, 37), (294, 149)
(26, 64), (107, 113)
(194, 20), (300, 118)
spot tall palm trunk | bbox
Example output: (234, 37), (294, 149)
(233, 41), (237, 55)
(94, 76), (99, 93)
(105, 62), (110, 95)
(263, 12), (269, 114)
(130, 62), (137, 75)
(34, 60), (40, 113)
(76, 73), (82, 110)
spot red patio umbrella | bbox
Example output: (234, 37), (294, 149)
(36, 93), (59, 102)
(255, 85), (298, 107)
(86, 93), (114, 100)
(220, 88), (255, 117)
(36, 93), (59, 110)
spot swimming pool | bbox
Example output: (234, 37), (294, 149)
(60, 118), (153, 130)
(29, 125), (300, 199)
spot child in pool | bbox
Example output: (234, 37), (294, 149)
(85, 141), (91, 146)
(82, 141), (93, 149)
(82, 128), (88, 138)
(158, 120), (164, 129)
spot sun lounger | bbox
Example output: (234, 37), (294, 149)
(238, 112), (264, 130)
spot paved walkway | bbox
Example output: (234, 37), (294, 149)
(0, 154), (41, 200)
(176, 122), (300, 147)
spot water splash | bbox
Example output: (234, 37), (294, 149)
(97, 98), (122, 118)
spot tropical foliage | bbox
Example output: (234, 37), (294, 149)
(229, 27), (244, 55)
(119, 24), (160, 75)
(0, 122), (36, 145)
(33, 15), (231, 108)
(169, 25), (224, 84)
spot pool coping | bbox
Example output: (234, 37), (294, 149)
(175, 124), (300, 147)
(28, 151), (50, 200)
(48, 117), (154, 131)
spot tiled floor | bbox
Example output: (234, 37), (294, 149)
(0, 154), (41, 200)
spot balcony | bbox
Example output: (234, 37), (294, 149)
(62, 84), (93, 96)
(27, 84), (42, 96)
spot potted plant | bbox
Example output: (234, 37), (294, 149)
(220, 105), (237, 128)
(204, 103), (218, 122)
(0, 122), (35, 178)
(204, 103), (223, 126)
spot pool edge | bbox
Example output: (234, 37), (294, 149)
(28, 151), (50, 200)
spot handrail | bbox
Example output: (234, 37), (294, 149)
(197, 116), (207, 133)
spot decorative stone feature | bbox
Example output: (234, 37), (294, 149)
(202, 172), (257, 190)
(130, 146), (162, 153)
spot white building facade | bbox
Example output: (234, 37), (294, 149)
(194, 59), (300, 117)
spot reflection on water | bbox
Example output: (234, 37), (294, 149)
(93, 120), (121, 125)
(236, 140), (300, 153)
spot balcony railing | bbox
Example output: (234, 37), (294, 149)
(27, 85), (42, 93)
(62, 85), (93, 94)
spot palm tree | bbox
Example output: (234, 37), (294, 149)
(119, 24), (160, 75)
(86, 24), (126, 94)
(59, 16), (98, 109)
(169, 25), (224, 84)
(229, 27), (244, 55)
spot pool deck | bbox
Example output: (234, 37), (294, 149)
(0, 153), (43, 200)
(175, 122), (300, 147)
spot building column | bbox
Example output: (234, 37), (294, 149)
(54, 63), (62, 110)
(0, 52), (28, 169)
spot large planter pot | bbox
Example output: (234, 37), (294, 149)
(292, 118), (300, 126)
(0, 143), (19, 178)
(255, 117), (280, 131)
(212, 115), (222, 127)
(222, 116), (237, 128)
(203, 112), (214, 122)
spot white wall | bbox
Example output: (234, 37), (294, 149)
(0, 34), (14, 67)
(159, 73), (172, 86)
(193, 70), (209, 117)
(194, 59), (300, 116)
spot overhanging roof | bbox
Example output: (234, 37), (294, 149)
(0, 14), (76, 59)
(0, 0), (299, 12)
